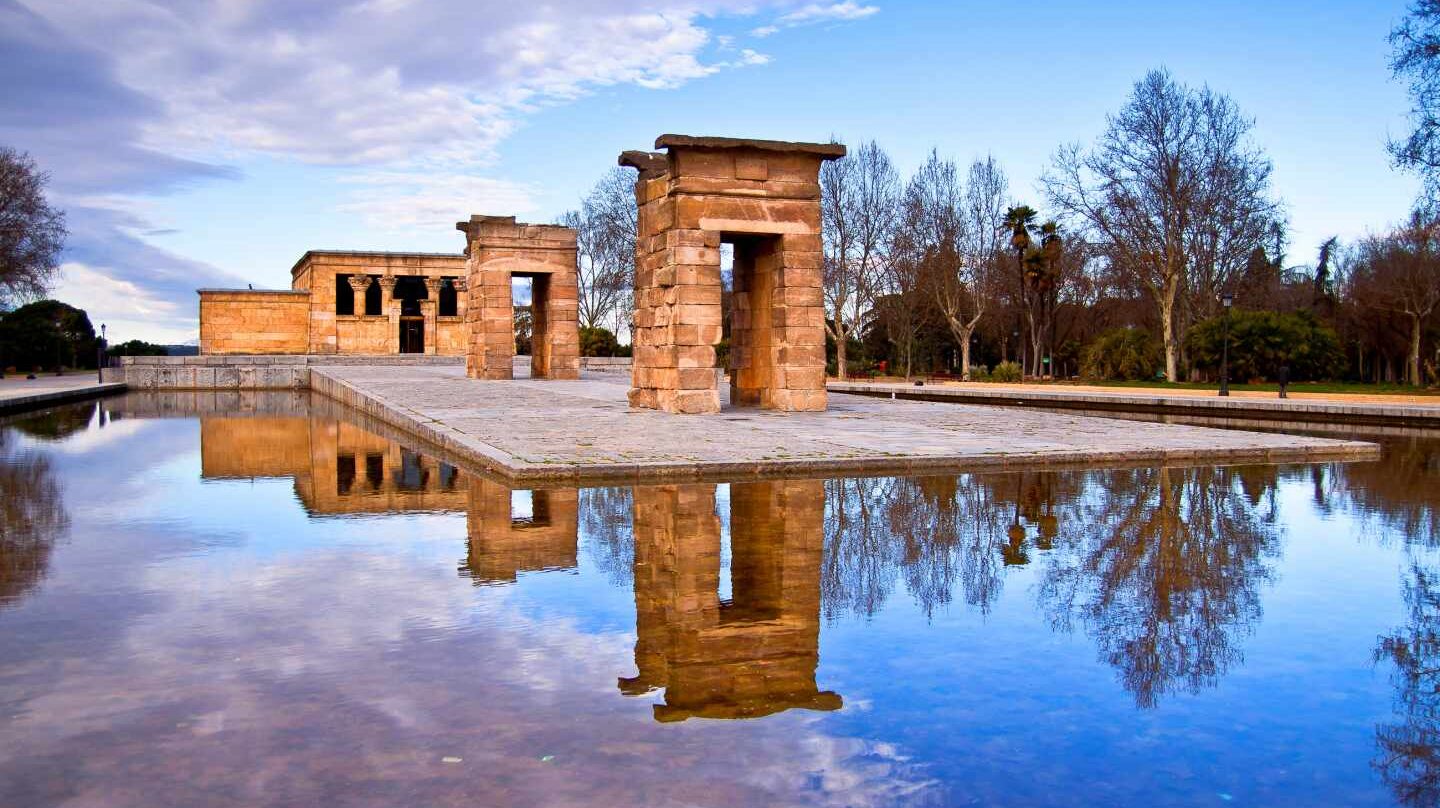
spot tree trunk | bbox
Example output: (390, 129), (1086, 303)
(1160, 293), (1178, 382)
(1410, 312), (1423, 387)
(960, 333), (973, 381)
(834, 318), (848, 380)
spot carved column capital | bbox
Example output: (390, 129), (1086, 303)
(377, 274), (398, 295)
(424, 277), (443, 294)
(347, 274), (373, 294)
(451, 277), (468, 293)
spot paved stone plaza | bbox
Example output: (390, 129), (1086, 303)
(307, 364), (1380, 482)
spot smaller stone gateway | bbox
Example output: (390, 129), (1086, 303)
(620, 135), (845, 414)
(457, 215), (581, 381)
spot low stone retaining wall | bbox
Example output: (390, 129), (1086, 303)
(828, 380), (1440, 429)
(109, 354), (462, 390)
(581, 357), (632, 373)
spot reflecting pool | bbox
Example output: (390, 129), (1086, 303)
(2, 392), (1438, 806)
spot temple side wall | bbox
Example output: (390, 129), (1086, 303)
(199, 290), (310, 355)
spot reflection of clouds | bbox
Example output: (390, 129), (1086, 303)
(2, 539), (936, 806)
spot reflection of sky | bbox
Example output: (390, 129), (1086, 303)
(2, 403), (1438, 806)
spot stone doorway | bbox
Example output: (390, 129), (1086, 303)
(457, 215), (580, 381)
(724, 233), (783, 408)
(399, 317), (424, 353)
(620, 135), (844, 414)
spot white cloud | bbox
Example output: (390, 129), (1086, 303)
(337, 172), (541, 232)
(752, 1), (879, 36)
(51, 262), (198, 344)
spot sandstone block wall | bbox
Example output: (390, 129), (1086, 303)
(199, 290), (310, 355)
(620, 135), (843, 414)
(457, 215), (580, 380)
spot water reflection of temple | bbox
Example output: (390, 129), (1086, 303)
(621, 481), (841, 722)
(199, 417), (467, 514)
(461, 480), (578, 585)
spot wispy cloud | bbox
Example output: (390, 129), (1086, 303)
(752, 2), (879, 37)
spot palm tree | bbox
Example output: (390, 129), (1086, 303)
(1003, 205), (1038, 374)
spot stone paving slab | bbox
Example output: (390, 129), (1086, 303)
(307, 365), (1381, 483)
(829, 380), (1440, 427)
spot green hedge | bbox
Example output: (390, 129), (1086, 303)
(1185, 310), (1344, 382)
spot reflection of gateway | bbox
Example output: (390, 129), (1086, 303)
(621, 481), (841, 722)
(461, 480), (579, 585)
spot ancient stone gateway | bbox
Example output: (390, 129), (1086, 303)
(620, 135), (846, 414)
(457, 215), (580, 381)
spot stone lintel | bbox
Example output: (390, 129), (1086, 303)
(654, 134), (846, 159)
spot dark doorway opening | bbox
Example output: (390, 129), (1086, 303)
(400, 318), (424, 354)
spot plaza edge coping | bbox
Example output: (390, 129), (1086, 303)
(828, 381), (1440, 428)
(306, 367), (1382, 485)
(0, 382), (128, 415)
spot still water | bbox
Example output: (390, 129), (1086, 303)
(1, 392), (1438, 807)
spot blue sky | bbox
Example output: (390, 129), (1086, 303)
(1, 0), (1420, 343)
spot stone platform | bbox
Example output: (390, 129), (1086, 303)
(307, 365), (1380, 483)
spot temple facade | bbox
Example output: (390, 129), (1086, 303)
(199, 250), (469, 356)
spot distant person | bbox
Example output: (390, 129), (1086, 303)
(1277, 364), (1290, 399)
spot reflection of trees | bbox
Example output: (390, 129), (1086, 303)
(1337, 437), (1440, 548)
(1375, 562), (1440, 808)
(580, 486), (634, 587)
(0, 446), (69, 607)
(821, 474), (1023, 619)
(10, 402), (95, 441)
(1039, 466), (1279, 708)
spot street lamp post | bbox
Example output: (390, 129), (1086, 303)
(1219, 294), (1233, 397)
(97, 324), (107, 384)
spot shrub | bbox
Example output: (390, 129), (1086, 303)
(1185, 309), (1344, 382)
(989, 361), (1023, 383)
(967, 364), (990, 382)
(579, 326), (621, 357)
(1081, 328), (1162, 381)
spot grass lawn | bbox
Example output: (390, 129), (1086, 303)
(1034, 379), (1440, 396)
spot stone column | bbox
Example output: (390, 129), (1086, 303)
(423, 277), (442, 355)
(377, 274), (399, 354)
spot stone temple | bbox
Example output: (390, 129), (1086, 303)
(196, 133), (843, 414)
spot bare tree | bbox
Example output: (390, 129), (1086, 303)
(1390, 0), (1440, 200)
(821, 140), (898, 378)
(925, 155), (1007, 380)
(1043, 69), (1281, 381)
(1349, 211), (1440, 386)
(0, 147), (66, 308)
(561, 168), (638, 334)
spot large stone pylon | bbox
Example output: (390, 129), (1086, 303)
(619, 135), (845, 414)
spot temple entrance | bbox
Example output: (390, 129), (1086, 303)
(510, 274), (555, 379)
(399, 317), (424, 353)
(723, 234), (782, 408)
